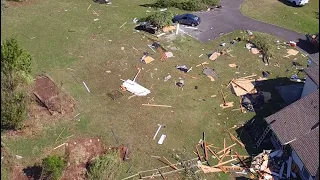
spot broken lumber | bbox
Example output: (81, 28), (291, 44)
(200, 165), (223, 173)
(162, 157), (178, 170)
(196, 144), (202, 161)
(177, 71), (200, 80)
(213, 158), (237, 167)
(53, 143), (66, 150)
(226, 130), (245, 147)
(218, 148), (230, 164)
(142, 104), (172, 107)
(217, 143), (236, 154)
(207, 146), (220, 160)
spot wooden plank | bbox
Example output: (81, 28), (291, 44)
(196, 144), (202, 161)
(227, 130), (245, 147)
(162, 157), (178, 170)
(218, 148), (230, 164)
(142, 104), (172, 107)
(213, 158), (237, 167)
(157, 169), (166, 180)
(223, 138), (226, 154)
(217, 144), (236, 154)
(200, 165), (223, 173)
(207, 146), (220, 160)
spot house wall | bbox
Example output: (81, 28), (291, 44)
(301, 76), (318, 98)
(292, 150), (313, 180)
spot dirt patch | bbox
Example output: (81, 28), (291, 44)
(33, 75), (75, 115)
(61, 138), (105, 180)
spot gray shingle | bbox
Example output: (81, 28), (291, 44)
(305, 63), (319, 86)
(291, 129), (319, 177)
(265, 89), (319, 144)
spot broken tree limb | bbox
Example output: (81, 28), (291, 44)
(142, 104), (172, 107)
(217, 143), (236, 154)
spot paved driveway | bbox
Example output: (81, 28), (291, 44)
(179, 0), (318, 57)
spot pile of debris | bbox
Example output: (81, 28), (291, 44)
(249, 149), (297, 180)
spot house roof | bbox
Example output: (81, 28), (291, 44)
(291, 129), (319, 177)
(305, 63), (319, 86)
(265, 89), (319, 145)
(308, 53), (319, 66)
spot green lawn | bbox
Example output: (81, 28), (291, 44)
(241, 0), (319, 34)
(1, 0), (308, 179)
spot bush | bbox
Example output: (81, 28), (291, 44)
(146, 11), (174, 28)
(176, 0), (207, 11)
(151, 0), (219, 11)
(1, 91), (28, 130)
(87, 151), (123, 180)
(42, 155), (66, 180)
(1, 38), (32, 130)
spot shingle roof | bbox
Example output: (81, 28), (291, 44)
(265, 89), (319, 145)
(305, 63), (319, 86)
(291, 129), (319, 177)
(308, 53), (319, 66)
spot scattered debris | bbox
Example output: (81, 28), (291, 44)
(164, 75), (172, 82)
(121, 68), (151, 96)
(165, 52), (174, 58)
(162, 26), (176, 32)
(119, 22), (127, 28)
(209, 52), (221, 61)
(15, 155), (22, 159)
(251, 48), (260, 54)
(228, 63), (238, 68)
(221, 43), (226, 46)
(283, 49), (299, 58)
(196, 62), (209, 67)
(160, 8), (167, 12)
(93, 18), (99, 21)
(245, 43), (253, 50)
(142, 104), (172, 108)
(157, 33), (166, 37)
(229, 77), (255, 96)
(158, 134), (166, 144)
(220, 90), (234, 108)
(203, 68), (218, 81)
(184, 26), (198, 30)
(176, 79), (185, 87)
(199, 54), (204, 57)
(176, 65), (189, 73)
(87, 4), (91, 10)
(133, 17), (138, 24)
(83, 82), (91, 93)
(141, 54), (155, 64)
(153, 124), (162, 140)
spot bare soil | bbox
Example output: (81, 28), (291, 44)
(61, 138), (105, 180)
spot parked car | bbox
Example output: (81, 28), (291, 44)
(287, 0), (308, 6)
(172, 14), (201, 27)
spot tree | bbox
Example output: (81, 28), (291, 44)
(1, 38), (32, 130)
(42, 155), (66, 180)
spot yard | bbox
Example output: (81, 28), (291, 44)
(241, 0), (319, 34)
(1, 0), (309, 179)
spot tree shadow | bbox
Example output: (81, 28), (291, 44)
(235, 77), (301, 156)
(296, 37), (319, 54)
(23, 165), (43, 180)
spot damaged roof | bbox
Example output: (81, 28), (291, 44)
(305, 63), (319, 86)
(291, 129), (319, 177)
(265, 89), (319, 145)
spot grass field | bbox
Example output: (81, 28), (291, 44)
(241, 0), (319, 34)
(1, 0), (309, 179)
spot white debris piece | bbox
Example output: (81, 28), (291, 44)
(158, 134), (166, 144)
(122, 80), (150, 96)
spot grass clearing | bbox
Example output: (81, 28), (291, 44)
(1, 0), (308, 179)
(241, 0), (319, 34)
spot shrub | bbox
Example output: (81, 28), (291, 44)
(1, 38), (32, 130)
(86, 151), (123, 180)
(176, 0), (207, 11)
(154, 0), (176, 8)
(146, 11), (174, 28)
(1, 91), (28, 130)
(42, 155), (66, 180)
(201, 0), (220, 6)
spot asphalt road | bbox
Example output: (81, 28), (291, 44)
(179, 0), (318, 57)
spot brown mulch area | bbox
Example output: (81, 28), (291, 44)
(61, 138), (106, 180)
